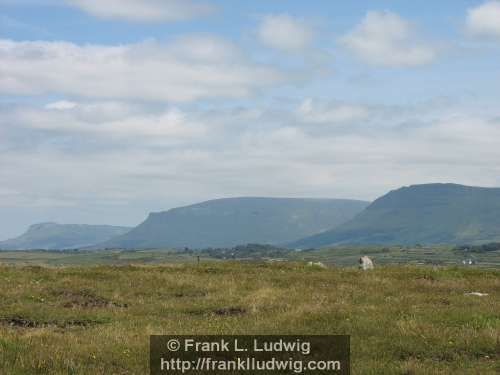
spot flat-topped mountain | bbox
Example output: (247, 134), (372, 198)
(95, 197), (369, 249)
(291, 184), (500, 248)
(0, 222), (131, 250)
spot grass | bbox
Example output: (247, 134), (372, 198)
(291, 245), (500, 268)
(0, 261), (498, 374)
(0, 249), (203, 266)
(2, 245), (500, 268)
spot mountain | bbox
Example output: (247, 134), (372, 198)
(0, 223), (131, 250)
(291, 183), (500, 248)
(95, 197), (369, 249)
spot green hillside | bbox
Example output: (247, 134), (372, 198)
(96, 197), (369, 249)
(292, 184), (500, 248)
(0, 223), (131, 250)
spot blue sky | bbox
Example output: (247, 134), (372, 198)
(1, 0), (500, 239)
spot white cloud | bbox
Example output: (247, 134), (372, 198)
(64, 0), (214, 22)
(258, 14), (314, 52)
(165, 34), (247, 65)
(12, 102), (205, 140)
(0, 37), (286, 102)
(45, 100), (77, 110)
(297, 98), (369, 124)
(340, 11), (437, 66)
(466, 1), (500, 38)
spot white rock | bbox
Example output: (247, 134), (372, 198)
(464, 292), (489, 297)
(359, 256), (374, 270)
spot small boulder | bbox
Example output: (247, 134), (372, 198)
(359, 256), (374, 270)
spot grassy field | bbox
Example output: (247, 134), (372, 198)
(1, 244), (500, 268)
(0, 261), (498, 374)
(0, 249), (202, 266)
(291, 245), (500, 268)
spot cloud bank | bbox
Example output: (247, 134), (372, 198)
(64, 0), (215, 22)
(2, 98), (500, 212)
(0, 36), (286, 102)
(340, 11), (437, 66)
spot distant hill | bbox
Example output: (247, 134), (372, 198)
(95, 197), (369, 249)
(291, 184), (500, 248)
(0, 223), (131, 250)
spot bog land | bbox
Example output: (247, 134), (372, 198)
(0, 253), (498, 374)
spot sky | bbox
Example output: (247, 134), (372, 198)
(1, 0), (500, 239)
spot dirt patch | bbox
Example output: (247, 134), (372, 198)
(0, 315), (106, 328)
(0, 316), (42, 328)
(416, 275), (436, 282)
(203, 268), (219, 274)
(213, 307), (247, 316)
(185, 306), (247, 317)
(61, 319), (105, 328)
(53, 289), (128, 309)
(185, 308), (209, 316)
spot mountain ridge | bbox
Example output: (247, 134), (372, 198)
(290, 183), (500, 248)
(94, 197), (370, 249)
(0, 223), (132, 250)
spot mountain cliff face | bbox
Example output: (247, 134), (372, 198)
(0, 223), (131, 250)
(291, 184), (500, 248)
(95, 197), (369, 249)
